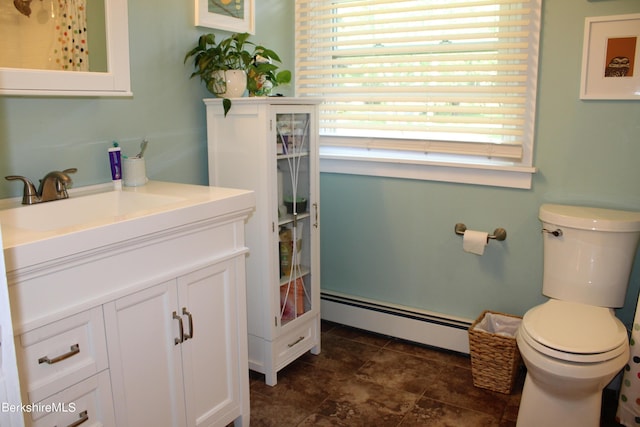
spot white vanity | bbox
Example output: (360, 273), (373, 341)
(0, 181), (254, 427)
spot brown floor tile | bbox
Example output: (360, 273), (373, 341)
(328, 323), (395, 348)
(250, 360), (335, 407)
(247, 321), (624, 427)
(400, 397), (500, 426)
(298, 331), (383, 377)
(314, 376), (419, 426)
(384, 339), (472, 370)
(356, 349), (450, 395)
(297, 413), (353, 426)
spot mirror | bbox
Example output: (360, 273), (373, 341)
(0, 0), (131, 96)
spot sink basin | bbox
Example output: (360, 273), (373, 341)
(0, 181), (255, 274)
(0, 190), (184, 232)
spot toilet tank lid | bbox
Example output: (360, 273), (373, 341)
(539, 204), (640, 232)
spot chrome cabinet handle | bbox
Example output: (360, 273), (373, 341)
(61, 410), (88, 427)
(313, 203), (319, 229)
(287, 336), (305, 348)
(173, 311), (184, 345)
(182, 307), (194, 341)
(542, 228), (563, 237)
(38, 344), (80, 365)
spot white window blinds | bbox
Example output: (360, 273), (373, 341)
(295, 0), (541, 163)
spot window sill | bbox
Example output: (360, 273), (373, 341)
(319, 147), (537, 190)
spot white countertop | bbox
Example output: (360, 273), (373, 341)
(1, 181), (255, 272)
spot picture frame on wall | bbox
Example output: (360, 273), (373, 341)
(195, 0), (255, 34)
(580, 13), (640, 100)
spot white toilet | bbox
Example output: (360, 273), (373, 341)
(516, 204), (640, 427)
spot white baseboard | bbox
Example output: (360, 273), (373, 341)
(320, 291), (472, 354)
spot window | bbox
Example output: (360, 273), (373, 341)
(295, 0), (542, 188)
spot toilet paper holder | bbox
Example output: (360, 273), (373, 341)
(454, 223), (507, 242)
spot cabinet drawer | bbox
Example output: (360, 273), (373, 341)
(28, 370), (115, 427)
(274, 318), (319, 370)
(16, 306), (108, 404)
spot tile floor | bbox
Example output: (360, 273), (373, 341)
(248, 320), (623, 426)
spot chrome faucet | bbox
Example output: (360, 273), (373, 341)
(5, 168), (77, 205)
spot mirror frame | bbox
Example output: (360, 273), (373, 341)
(0, 0), (131, 97)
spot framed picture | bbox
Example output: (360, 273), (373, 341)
(580, 13), (640, 100)
(195, 0), (255, 34)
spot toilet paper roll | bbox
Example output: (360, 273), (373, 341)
(463, 230), (488, 255)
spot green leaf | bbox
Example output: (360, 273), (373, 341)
(254, 63), (279, 73)
(184, 46), (199, 64)
(276, 70), (292, 85)
(246, 77), (258, 92)
(223, 98), (232, 117)
(261, 48), (282, 63)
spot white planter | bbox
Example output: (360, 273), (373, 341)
(212, 70), (247, 98)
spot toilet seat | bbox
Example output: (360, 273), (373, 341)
(520, 299), (628, 363)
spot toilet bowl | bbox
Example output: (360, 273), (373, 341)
(516, 300), (629, 427)
(516, 204), (640, 427)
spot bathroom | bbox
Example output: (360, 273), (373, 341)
(0, 0), (640, 424)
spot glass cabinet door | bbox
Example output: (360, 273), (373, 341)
(275, 110), (315, 327)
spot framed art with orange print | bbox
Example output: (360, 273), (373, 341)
(195, 0), (255, 34)
(580, 13), (640, 100)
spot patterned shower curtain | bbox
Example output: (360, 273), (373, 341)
(51, 0), (89, 71)
(617, 308), (640, 426)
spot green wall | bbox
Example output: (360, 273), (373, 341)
(1, 0), (640, 329)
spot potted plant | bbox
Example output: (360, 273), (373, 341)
(184, 32), (291, 115)
(247, 51), (291, 97)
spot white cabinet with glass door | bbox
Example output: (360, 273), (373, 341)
(205, 98), (321, 386)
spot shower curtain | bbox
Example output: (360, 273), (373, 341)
(52, 0), (89, 71)
(617, 308), (640, 426)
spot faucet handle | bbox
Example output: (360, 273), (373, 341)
(57, 168), (77, 193)
(5, 175), (39, 205)
(37, 168), (78, 202)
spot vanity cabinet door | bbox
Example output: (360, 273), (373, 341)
(104, 259), (248, 427)
(179, 260), (247, 427)
(104, 281), (187, 427)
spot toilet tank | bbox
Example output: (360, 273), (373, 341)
(540, 204), (640, 307)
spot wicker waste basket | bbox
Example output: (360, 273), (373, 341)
(468, 310), (523, 394)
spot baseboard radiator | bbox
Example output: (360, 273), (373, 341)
(320, 291), (472, 354)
